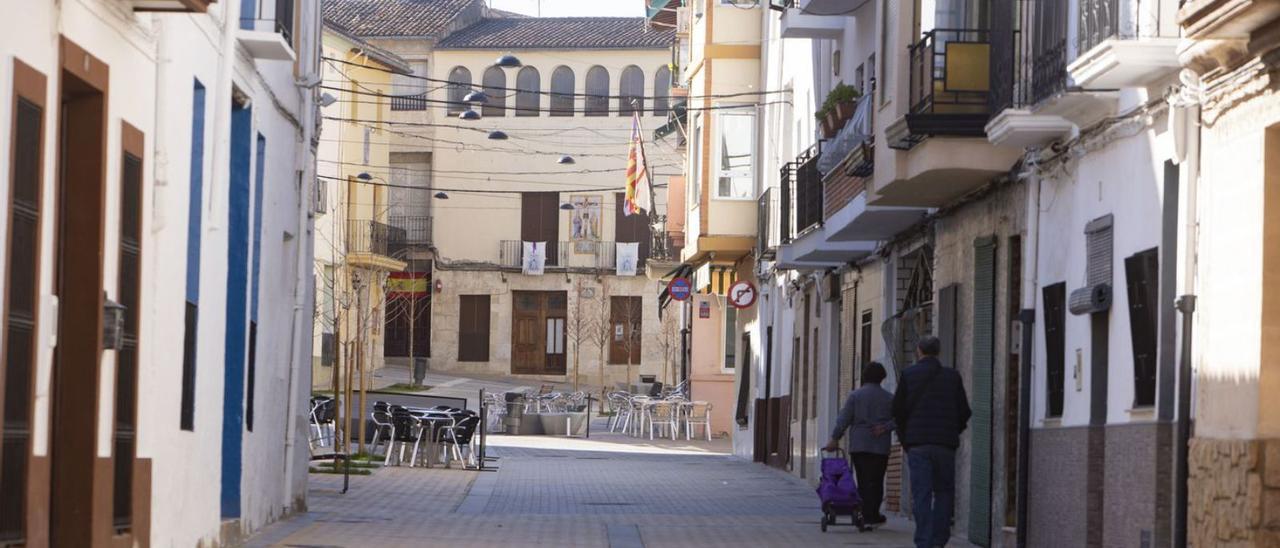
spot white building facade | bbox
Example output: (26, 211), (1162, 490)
(0, 0), (319, 545)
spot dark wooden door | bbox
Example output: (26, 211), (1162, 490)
(608, 296), (642, 364)
(458, 295), (490, 362)
(614, 193), (651, 268)
(511, 291), (567, 375)
(521, 192), (560, 266)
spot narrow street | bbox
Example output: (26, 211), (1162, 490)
(249, 409), (922, 548)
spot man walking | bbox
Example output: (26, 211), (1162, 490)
(824, 362), (894, 527)
(892, 336), (971, 548)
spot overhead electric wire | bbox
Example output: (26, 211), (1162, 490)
(322, 88), (788, 114)
(322, 56), (791, 101)
(318, 173), (669, 194)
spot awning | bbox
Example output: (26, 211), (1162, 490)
(653, 100), (687, 141)
(646, 0), (676, 23)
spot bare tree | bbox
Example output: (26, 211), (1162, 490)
(581, 280), (613, 403)
(615, 295), (644, 395)
(655, 307), (680, 387)
(567, 279), (596, 391)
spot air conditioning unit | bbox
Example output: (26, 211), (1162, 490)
(313, 178), (328, 215)
(676, 7), (691, 35)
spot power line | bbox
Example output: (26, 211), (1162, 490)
(323, 88), (787, 115)
(323, 56), (791, 101)
(319, 173), (669, 195)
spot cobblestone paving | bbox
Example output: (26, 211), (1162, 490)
(252, 418), (928, 548)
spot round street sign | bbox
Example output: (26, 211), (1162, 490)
(669, 277), (692, 301)
(728, 280), (758, 309)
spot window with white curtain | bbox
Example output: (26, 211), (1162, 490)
(715, 111), (755, 199)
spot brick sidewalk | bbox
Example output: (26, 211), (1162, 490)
(250, 423), (928, 547)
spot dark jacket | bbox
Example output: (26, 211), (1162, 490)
(891, 356), (972, 449)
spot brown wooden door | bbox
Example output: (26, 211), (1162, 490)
(458, 295), (490, 362)
(608, 296), (642, 365)
(511, 291), (567, 375)
(521, 192), (560, 266)
(614, 192), (651, 268)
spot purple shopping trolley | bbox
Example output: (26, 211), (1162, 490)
(816, 448), (868, 532)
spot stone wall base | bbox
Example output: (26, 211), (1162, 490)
(1188, 437), (1280, 547)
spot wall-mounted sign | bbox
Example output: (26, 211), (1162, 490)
(669, 277), (692, 301)
(699, 300), (711, 319)
(728, 280), (758, 309)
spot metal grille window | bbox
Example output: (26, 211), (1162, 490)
(446, 66), (471, 114)
(2, 82), (44, 544)
(585, 66), (609, 116)
(1043, 283), (1067, 418)
(482, 66), (506, 117)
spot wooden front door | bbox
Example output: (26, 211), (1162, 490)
(608, 296), (642, 365)
(511, 291), (567, 375)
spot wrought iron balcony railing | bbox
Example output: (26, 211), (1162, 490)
(757, 187), (779, 259)
(1078, 0), (1121, 54)
(909, 28), (992, 118)
(499, 240), (569, 269)
(241, 0), (295, 45)
(990, 0), (1070, 113)
(390, 95), (429, 111)
(780, 144), (823, 244)
(389, 216), (432, 246)
(347, 220), (406, 258)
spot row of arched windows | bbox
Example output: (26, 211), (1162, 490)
(447, 65), (673, 118)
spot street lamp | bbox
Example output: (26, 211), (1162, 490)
(458, 109), (481, 121)
(463, 90), (489, 104)
(557, 155), (576, 165)
(560, 202), (576, 211)
(487, 130), (509, 140)
(494, 54), (522, 68)
(434, 191), (450, 200)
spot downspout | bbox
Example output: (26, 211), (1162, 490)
(1016, 154), (1042, 548)
(208, 0), (243, 232)
(283, 0), (323, 511)
(1173, 101), (1202, 548)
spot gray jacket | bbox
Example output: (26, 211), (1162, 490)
(831, 384), (895, 455)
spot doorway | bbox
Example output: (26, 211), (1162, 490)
(50, 39), (109, 547)
(511, 291), (567, 375)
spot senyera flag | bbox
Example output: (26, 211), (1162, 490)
(625, 112), (653, 216)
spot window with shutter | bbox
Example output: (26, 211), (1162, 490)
(1, 61), (46, 544)
(938, 284), (959, 366)
(968, 236), (997, 546)
(459, 295), (491, 362)
(1043, 283), (1067, 418)
(113, 123), (145, 534)
(521, 192), (560, 266)
(615, 193), (651, 267)
(1125, 248), (1159, 407)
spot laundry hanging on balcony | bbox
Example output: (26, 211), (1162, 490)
(523, 241), (546, 276)
(818, 95), (874, 177)
(616, 242), (640, 276)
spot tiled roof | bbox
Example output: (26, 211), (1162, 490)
(437, 17), (675, 50)
(322, 0), (475, 37)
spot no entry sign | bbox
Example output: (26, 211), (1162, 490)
(669, 277), (692, 301)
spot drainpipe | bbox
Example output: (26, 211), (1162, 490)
(1173, 295), (1196, 548)
(283, 1), (323, 511)
(1016, 155), (1042, 548)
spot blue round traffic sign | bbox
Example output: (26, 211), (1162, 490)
(669, 277), (692, 301)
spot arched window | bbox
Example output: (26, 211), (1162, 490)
(550, 66), (575, 116)
(619, 65), (645, 116)
(515, 66), (541, 116)
(482, 66), (506, 117)
(447, 66), (472, 114)
(585, 66), (609, 117)
(653, 66), (671, 117)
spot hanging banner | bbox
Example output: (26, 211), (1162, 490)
(523, 241), (546, 275)
(616, 242), (639, 276)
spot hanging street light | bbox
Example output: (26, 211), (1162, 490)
(487, 130), (509, 140)
(559, 202), (576, 211)
(434, 191), (450, 200)
(463, 90), (489, 104)
(458, 109), (481, 121)
(494, 54), (522, 68)
(557, 155), (576, 165)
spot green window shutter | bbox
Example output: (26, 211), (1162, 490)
(969, 236), (997, 547)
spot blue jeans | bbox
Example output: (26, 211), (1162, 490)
(907, 445), (956, 548)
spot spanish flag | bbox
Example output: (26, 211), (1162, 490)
(625, 113), (653, 216)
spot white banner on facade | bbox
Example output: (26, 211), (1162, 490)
(523, 241), (546, 275)
(616, 242), (639, 276)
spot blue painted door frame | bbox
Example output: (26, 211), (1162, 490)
(221, 102), (253, 518)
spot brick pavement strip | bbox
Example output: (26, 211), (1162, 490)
(247, 423), (924, 548)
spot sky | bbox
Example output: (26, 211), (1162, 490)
(487, 0), (644, 17)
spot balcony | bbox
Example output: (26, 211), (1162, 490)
(238, 0), (296, 61)
(347, 220), (408, 271)
(985, 0), (1079, 147)
(390, 95), (429, 111)
(1179, 0), (1280, 38)
(778, 0), (846, 40)
(818, 95), (873, 178)
(757, 188), (780, 260)
(769, 0), (857, 15)
(499, 240), (570, 269)
(388, 215), (432, 250)
(1067, 0), (1180, 88)
(130, 0), (213, 11)
(893, 29), (993, 150)
(775, 145), (877, 270)
(780, 144), (823, 244)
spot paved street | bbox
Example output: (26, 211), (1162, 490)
(253, 416), (923, 547)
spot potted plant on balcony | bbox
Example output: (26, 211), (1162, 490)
(815, 83), (861, 138)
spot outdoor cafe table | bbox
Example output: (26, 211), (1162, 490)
(405, 408), (454, 468)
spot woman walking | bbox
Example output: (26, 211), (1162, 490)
(824, 362), (894, 527)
